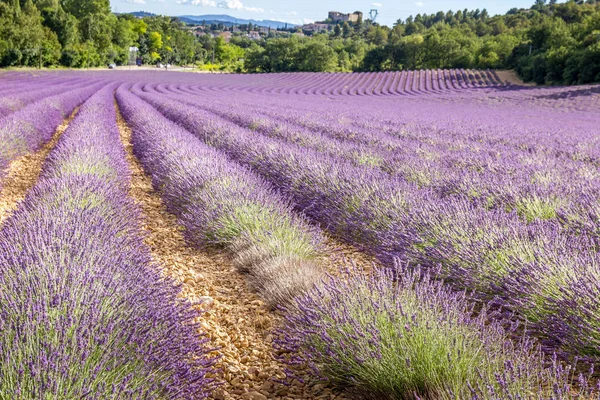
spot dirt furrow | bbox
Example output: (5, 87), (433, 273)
(0, 109), (77, 225)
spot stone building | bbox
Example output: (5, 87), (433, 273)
(328, 11), (363, 23)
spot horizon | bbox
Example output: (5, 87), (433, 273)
(110, 0), (537, 27)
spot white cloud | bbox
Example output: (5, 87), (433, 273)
(178, 0), (216, 6)
(287, 11), (298, 16)
(277, 17), (313, 25)
(415, 1), (424, 6)
(177, 0), (264, 12)
(218, 0), (264, 12)
(371, 2), (382, 7)
(125, 0), (146, 4)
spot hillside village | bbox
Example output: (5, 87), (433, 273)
(188, 10), (365, 42)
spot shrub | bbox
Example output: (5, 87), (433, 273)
(275, 265), (595, 399)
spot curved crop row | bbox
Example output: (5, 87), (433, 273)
(162, 78), (600, 167)
(128, 90), (598, 399)
(0, 78), (88, 118)
(145, 85), (600, 238)
(0, 74), (74, 96)
(164, 81), (600, 168)
(124, 69), (504, 98)
(0, 84), (216, 399)
(0, 82), (102, 190)
(116, 86), (324, 308)
(134, 88), (600, 360)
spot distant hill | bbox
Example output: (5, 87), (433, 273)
(129, 11), (157, 18)
(177, 14), (296, 29)
(125, 12), (295, 29)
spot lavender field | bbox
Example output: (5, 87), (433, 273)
(1, 70), (600, 399)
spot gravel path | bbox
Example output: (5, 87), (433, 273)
(495, 70), (535, 86)
(116, 105), (368, 400)
(0, 109), (76, 225)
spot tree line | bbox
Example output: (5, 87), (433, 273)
(0, 0), (204, 68)
(0, 0), (599, 85)
(357, 0), (600, 85)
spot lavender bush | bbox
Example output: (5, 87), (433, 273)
(0, 77), (88, 118)
(275, 265), (597, 399)
(132, 86), (600, 359)
(0, 70), (598, 395)
(0, 82), (101, 189)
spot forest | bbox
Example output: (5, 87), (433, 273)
(0, 0), (599, 85)
(0, 0), (204, 68)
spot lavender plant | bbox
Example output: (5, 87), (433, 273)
(275, 265), (596, 399)
(1, 70), (599, 393)
(0, 77), (88, 118)
(0, 82), (101, 189)
(132, 87), (600, 359)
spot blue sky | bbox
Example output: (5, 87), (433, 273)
(110, 0), (536, 26)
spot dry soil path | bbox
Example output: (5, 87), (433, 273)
(495, 70), (536, 86)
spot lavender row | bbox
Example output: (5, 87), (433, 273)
(0, 75), (82, 98)
(128, 90), (598, 398)
(116, 86), (324, 308)
(166, 69), (505, 96)
(179, 83), (600, 171)
(173, 81), (600, 168)
(0, 74), (73, 95)
(145, 85), (600, 236)
(138, 86), (599, 246)
(0, 85), (216, 398)
(135, 89), (600, 359)
(0, 82), (102, 190)
(0, 77), (88, 118)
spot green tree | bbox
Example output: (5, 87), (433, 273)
(296, 39), (337, 71)
(334, 24), (341, 37)
(342, 21), (351, 38)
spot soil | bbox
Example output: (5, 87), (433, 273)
(116, 106), (372, 400)
(495, 70), (536, 86)
(0, 109), (76, 225)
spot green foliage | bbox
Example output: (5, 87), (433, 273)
(0, 0), (205, 67)
(284, 268), (571, 399)
(0, 0), (598, 82)
(295, 39), (337, 72)
(247, 1), (600, 82)
(213, 202), (319, 262)
(515, 196), (561, 223)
